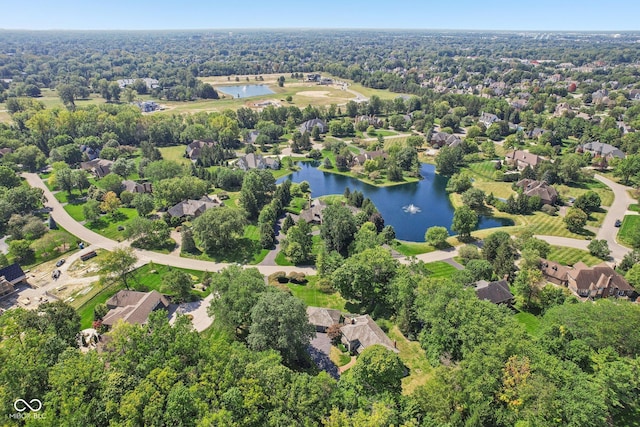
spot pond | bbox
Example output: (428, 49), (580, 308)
(278, 162), (513, 242)
(216, 84), (274, 98)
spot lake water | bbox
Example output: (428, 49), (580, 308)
(216, 84), (274, 98)
(278, 162), (513, 242)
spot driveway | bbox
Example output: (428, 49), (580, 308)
(308, 332), (339, 379)
(594, 174), (635, 261)
(169, 293), (214, 332)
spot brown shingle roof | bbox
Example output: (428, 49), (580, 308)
(103, 290), (170, 326)
(340, 315), (398, 354)
(306, 306), (342, 328)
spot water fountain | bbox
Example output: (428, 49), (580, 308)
(402, 204), (421, 214)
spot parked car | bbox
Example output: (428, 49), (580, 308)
(55, 259), (66, 267)
(615, 219), (622, 227)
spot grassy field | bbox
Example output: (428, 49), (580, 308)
(158, 145), (191, 166)
(388, 326), (433, 395)
(629, 204), (639, 212)
(392, 240), (436, 256)
(183, 224), (268, 264)
(617, 215), (640, 248)
(87, 208), (139, 241)
(555, 180), (614, 207)
(514, 312), (541, 337)
(286, 275), (346, 311)
(512, 211), (593, 239)
(27, 228), (79, 268)
(424, 261), (458, 278)
(546, 245), (602, 266)
(64, 203), (86, 222)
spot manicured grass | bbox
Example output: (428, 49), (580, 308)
(158, 145), (191, 166)
(556, 180), (614, 207)
(53, 189), (85, 204)
(87, 208), (139, 241)
(388, 326), (433, 395)
(424, 261), (458, 278)
(271, 167), (294, 180)
(286, 196), (308, 215)
(286, 275), (346, 311)
(617, 215), (640, 248)
(375, 129), (397, 137)
(74, 281), (123, 329)
(183, 223), (268, 264)
(629, 204), (639, 212)
(546, 245), (601, 266)
(513, 211), (593, 239)
(392, 240), (436, 256)
(275, 250), (294, 266)
(514, 312), (541, 337)
(64, 203), (86, 222)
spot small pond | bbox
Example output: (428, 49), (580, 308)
(216, 84), (274, 98)
(278, 162), (513, 242)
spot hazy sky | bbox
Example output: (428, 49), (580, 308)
(1, 0), (639, 31)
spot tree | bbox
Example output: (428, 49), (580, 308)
(57, 84), (77, 109)
(425, 226), (449, 248)
(559, 154), (586, 183)
(98, 247), (137, 288)
(625, 264), (640, 291)
(352, 222), (381, 254)
(321, 204), (357, 255)
(445, 172), (472, 193)
(613, 155), (640, 185)
(283, 220), (313, 264)
(574, 191), (601, 213)
(461, 187), (485, 209)
(124, 217), (170, 249)
(112, 158), (136, 178)
(180, 228), (197, 254)
(0, 166), (21, 189)
(247, 291), (315, 366)
(435, 145), (461, 176)
(83, 199), (101, 223)
(100, 191), (121, 216)
(98, 173), (125, 195)
(277, 76), (285, 87)
(588, 239), (611, 259)
(240, 169), (276, 219)
(192, 207), (246, 253)
(332, 247), (397, 311)
(8, 240), (35, 264)
(73, 169), (90, 194)
(564, 207), (588, 233)
(131, 193), (154, 217)
(451, 206), (478, 238)
(346, 345), (405, 395)
(161, 269), (192, 302)
(282, 214), (295, 234)
(207, 266), (266, 336)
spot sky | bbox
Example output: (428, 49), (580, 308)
(1, 0), (639, 32)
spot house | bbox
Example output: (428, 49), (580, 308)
(516, 179), (558, 205)
(186, 140), (216, 161)
(306, 306), (342, 332)
(539, 260), (636, 300)
(116, 78), (159, 90)
(505, 150), (542, 170)
(299, 199), (328, 224)
(299, 119), (327, 134)
(0, 147), (13, 158)
(306, 73), (321, 82)
(135, 101), (160, 113)
(167, 196), (221, 219)
(567, 262), (635, 299)
(526, 128), (550, 139)
(351, 150), (389, 167)
(474, 280), (515, 306)
(554, 102), (573, 117)
(102, 290), (170, 327)
(244, 130), (260, 144)
(355, 115), (383, 128)
(577, 141), (626, 160)
(340, 315), (399, 354)
(0, 263), (26, 298)
(540, 259), (570, 286)
(122, 180), (153, 194)
(79, 145), (100, 161)
(617, 121), (635, 135)
(479, 112), (500, 128)
(430, 132), (461, 149)
(80, 159), (114, 178)
(237, 153), (280, 171)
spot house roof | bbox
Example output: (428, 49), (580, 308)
(340, 314), (399, 353)
(540, 259), (570, 282)
(103, 290), (170, 326)
(167, 196), (220, 218)
(299, 118), (327, 133)
(0, 263), (26, 285)
(237, 153), (278, 170)
(186, 140), (216, 160)
(431, 131), (461, 147)
(306, 306), (342, 328)
(299, 199), (327, 223)
(568, 262), (634, 293)
(122, 180), (153, 194)
(505, 150), (542, 167)
(80, 159), (114, 177)
(578, 141), (625, 159)
(475, 280), (514, 304)
(516, 179), (558, 204)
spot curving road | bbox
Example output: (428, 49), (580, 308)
(23, 173), (316, 276)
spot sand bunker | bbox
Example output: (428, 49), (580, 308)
(297, 91), (331, 98)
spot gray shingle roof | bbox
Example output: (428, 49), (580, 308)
(341, 315), (398, 354)
(103, 290), (170, 326)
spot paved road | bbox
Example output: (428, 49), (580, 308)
(23, 173), (316, 276)
(594, 174), (635, 261)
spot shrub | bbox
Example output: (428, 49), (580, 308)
(316, 277), (336, 294)
(287, 272), (307, 284)
(541, 204), (557, 216)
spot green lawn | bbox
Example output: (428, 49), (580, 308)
(54, 189), (85, 204)
(183, 223), (268, 264)
(392, 240), (436, 256)
(87, 208), (139, 241)
(158, 145), (191, 166)
(388, 326), (433, 395)
(424, 261), (458, 278)
(286, 196), (308, 215)
(629, 204), (639, 212)
(514, 312), (541, 337)
(556, 180), (614, 207)
(64, 203), (86, 222)
(275, 250), (294, 266)
(514, 211), (593, 239)
(27, 228), (79, 268)
(546, 245), (601, 266)
(618, 215), (640, 248)
(286, 275), (346, 311)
